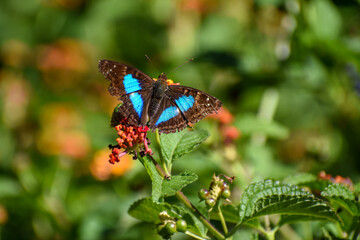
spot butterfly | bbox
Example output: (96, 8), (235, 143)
(98, 60), (222, 134)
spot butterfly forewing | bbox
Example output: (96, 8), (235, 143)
(98, 60), (154, 97)
(99, 60), (156, 127)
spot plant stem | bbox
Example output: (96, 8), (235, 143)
(265, 231), (276, 240)
(217, 204), (228, 235)
(352, 218), (360, 240)
(147, 155), (170, 179)
(175, 191), (225, 240)
(264, 215), (271, 232)
(251, 88), (279, 146)
(185, 230), (211, 240)
(143, 151), (225, 239)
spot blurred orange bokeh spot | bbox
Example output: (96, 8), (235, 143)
(90, 149), (134, 181)
(208, 107), (240, 143)
(37, 38), (91, 90)
(208, 106), (234, 125)
(0, 205), (8, 224)
(37, 104), (90, 159)
(0, 71), (31, 128)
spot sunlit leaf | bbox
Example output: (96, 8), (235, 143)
(140, 156), (163, 202)
(238, 180), (340, 224)
(321, 184), (359, 217)
(161, 171), (198, 197)
(160, 129), (209, 165)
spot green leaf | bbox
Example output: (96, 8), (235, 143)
(321, 184), (359, 231)
(238, 180), (339, 224)
(160, 129), (209, 165)
(128, 198), (184, 224)
(140, 156), (163, 202)
(182, 211), (208, 237)
(321, 184), (359, 217)
(321, 183), (355, 200)
(278, 214), (331, 226)
(353, 182), (360, 194)
(161, 171), (198, 197)
(128, 198), (185, 223)
(235, 114), (289, 139)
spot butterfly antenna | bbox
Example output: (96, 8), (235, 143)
(145, 54), (152, 62)
(145, 54), (162, 74)
(167, 58), (194, 75)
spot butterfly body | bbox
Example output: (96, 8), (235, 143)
(99, 60), (222, 134)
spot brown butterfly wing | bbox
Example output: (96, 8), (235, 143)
(99, 60), (155, 126)
(98, 60), (154, 97)
(147, 96), (188, 133)
(167, 85), (222, 124)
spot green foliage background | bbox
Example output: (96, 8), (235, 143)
(0, 0), (360, 239)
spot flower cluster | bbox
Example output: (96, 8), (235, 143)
(108, 120), (152, 164)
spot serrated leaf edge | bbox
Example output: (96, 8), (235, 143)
(239, 180), (339, 223)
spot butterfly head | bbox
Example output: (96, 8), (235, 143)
(154, 73), (169, 98)
(158, 73), (168, 81)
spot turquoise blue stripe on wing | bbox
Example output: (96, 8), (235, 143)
(156, 106), (179, 125)
(124, 74), (141, 94)
(175, 95), (195, 113)
(129, 92), (143, 118)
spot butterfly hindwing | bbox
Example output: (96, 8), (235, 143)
(148, 96), (188, 133)
(167, 85), (222, 124)
(111, 88), (154, 127)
